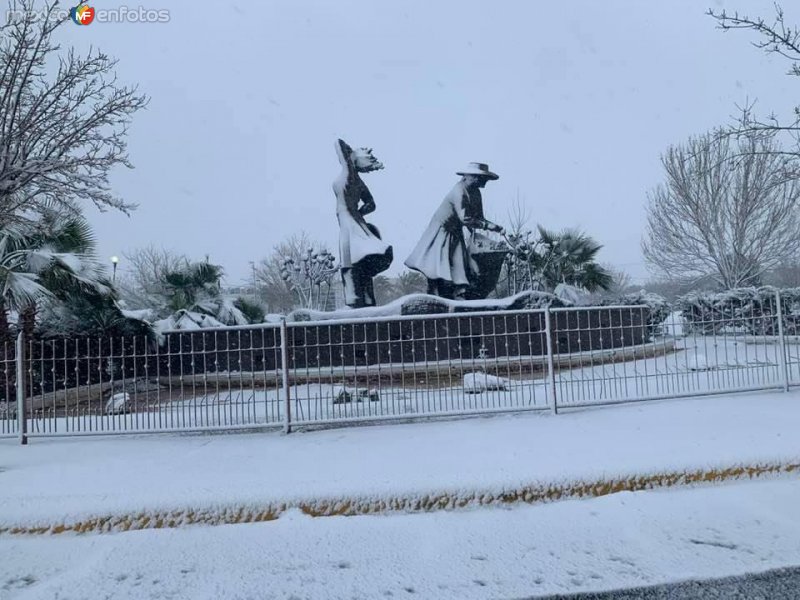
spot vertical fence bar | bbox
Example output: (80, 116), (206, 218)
(15, 332), (27, 445)
(544, 308), (558, 415)
(281, 319), (292, 433)
(775, 289), (790, 392)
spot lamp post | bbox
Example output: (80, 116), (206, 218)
(110, 255), (119, 283)
(249, 260), (257, 302)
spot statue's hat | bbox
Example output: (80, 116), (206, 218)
(456, 162), (499, 180)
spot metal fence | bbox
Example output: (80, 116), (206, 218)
(2, 290), (797, 443)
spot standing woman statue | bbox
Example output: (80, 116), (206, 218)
(333, 139), (394, 308)
(405, 162), (504, 300)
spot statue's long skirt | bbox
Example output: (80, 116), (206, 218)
(405, 220), (475, 286)
(338, 211), (393, 277)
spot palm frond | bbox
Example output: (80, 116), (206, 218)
(51, 216), (97, 254)
(3, 271), (52, 312)
(214, 297), (249, 325)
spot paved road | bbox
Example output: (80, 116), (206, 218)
(527, 566), (800, 599)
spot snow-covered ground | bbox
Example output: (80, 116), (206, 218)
(3, 478), (800, 599)
(2, 391), (799, 532)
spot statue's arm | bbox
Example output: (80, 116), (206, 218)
(465, 218), (503, 232)
(461, 195), (503, 232)
(481, 217), (504, 233)
(358, 183), (376, 216)
(462, 215), (484, 229)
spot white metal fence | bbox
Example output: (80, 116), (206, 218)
(1, 290), (797, 443)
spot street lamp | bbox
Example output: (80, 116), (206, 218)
(249, 260), (257, 302)
(110, 256), (119, 283)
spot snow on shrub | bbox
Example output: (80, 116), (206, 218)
(553, 283), (590, 306)
(600, 290), (670, 336)
(332, 387), (380, 404)
(662, 311), (685, 337)
(105, 392), (129, 414)
(675, 286), (800, 336)
(463, 372), (509, 394)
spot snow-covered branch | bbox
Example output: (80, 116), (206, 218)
(643, 130), (800, 288)
(708, 5), (800, 162)
(0, 0), (147, 225)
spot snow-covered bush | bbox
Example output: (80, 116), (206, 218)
(676, 286), (800, 335)
(463, 372), (509, 394)
(37, 295), (153, 339)
(600, 290), (670, 336)
(505, 290), (566, 310)
(151, 309), (226, 335)
(332, 386), (380, 404)
(500, 226), (612, 297)
(105, 392), (130, 415)
(134, 261), (264, 330)
(553, 283), (590, 305)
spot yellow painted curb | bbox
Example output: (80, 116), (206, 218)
(2, 460), (798, 536)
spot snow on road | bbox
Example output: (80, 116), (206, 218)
(2, 391), (800, 530)
(3, 478), (800, 599)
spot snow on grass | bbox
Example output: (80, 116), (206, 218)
(1, 392), (799, 533)
(3, 478), (800, 599)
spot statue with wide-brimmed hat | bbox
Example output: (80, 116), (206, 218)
(405, 162), (504, 300)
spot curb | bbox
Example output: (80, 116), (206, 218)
(3, 460), (799, 536)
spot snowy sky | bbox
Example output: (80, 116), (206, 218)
(58, 0), (797, 285)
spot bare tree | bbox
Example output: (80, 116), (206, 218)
(641, 276), (718, 302)
(601, 266), (633, 296)
(0, 1), (147, 225)
(116, 245), (189, 309)
(708, 4), (800, 163)
(500, 194), (537, 295)
(642, 130), (800, 289)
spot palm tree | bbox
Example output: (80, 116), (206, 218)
(0, 214), (110, 340)
(38, 290), (153, 339)
(161, 261), (250, 326)
(531, 226), (613, 292)
(22, 213), (111, 335)
(233, 297), (265, 324)
(392, 270), (427, 297)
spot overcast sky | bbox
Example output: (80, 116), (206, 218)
(60, 0), (797, 285)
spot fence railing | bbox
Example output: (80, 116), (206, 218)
(2, 290), (797, 443)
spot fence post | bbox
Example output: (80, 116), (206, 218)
(280, 318), (292, 434)
(544, 307), (558, 414)
(775, 289), (790, 392)
(15, 331), (27, 445)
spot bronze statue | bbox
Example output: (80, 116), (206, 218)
(333, 139), (393, 308)
(405, 163), (505, 300)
